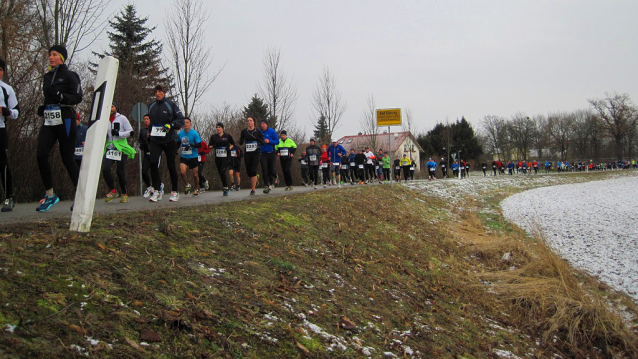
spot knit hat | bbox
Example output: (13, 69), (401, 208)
(0, 58), (5, 72)
(216, 122), (224, 129)
(49, 45), (68, 62)
(112, 100), (119, 112)
(280, 130), (287, 135)
(309, 138), (316, 142)
(154, 84), (166, 92)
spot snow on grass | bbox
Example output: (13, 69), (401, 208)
(501, 175), (638, 301)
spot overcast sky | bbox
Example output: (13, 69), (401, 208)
(92, 0), (638, 139)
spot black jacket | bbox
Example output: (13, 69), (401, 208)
(147, 98), (184, 144)
(40, 64), (82, 121)
(305, 144), (322, 166)
(139, 126), (151, 154)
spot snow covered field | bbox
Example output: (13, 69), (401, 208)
(501, 176), (638, 301)
(404, 172), (638, 301)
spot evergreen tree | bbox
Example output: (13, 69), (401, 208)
(313, 115), (330, 144)
(452, 117), (483, 160)
(92, 5), (170, 116)
(243, 94), (269, 125)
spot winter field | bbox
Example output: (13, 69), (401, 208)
(405, 171), (638, 302)
(501, 175), (638, 301)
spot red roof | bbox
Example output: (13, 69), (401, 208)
(336, 131), (423, 153)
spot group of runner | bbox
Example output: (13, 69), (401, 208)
(298, 144), (418, 187)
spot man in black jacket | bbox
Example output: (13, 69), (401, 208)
(147, 84), (184, 202)
(305, 138), (321, 189)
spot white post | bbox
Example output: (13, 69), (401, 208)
(388, 126), (391, 183)
(70, 56), (120, 232)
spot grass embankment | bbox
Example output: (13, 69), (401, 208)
(0, 175), (636, 358)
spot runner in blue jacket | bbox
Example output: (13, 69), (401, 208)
(327, 140), (347, 187)
(259, 120), (279, 193)
(426, 158), (437, 180)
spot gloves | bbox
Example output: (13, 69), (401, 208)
(44, 87), (63, 102)
(1, 107), (11, 117)
(164, 124), (171, 132)
(111, 129), (119, 137)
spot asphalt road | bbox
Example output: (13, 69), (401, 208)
(0, 181), (389, 227)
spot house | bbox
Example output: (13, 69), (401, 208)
(336, 131), (424, 168)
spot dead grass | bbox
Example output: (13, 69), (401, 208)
(451, 209), (638, 358)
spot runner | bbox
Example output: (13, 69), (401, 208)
(382, 152), (391, 183)
(228, 143), (242, 191)
(364, 147), (376, 183)
(507, 161), (514, 175)
(426, 158), (437, 180)
(36, 45), (83, 212)
(481, 161), (487, 176)
(139, 114), (153, 197)
(101, 101), (134, 203)
(209, 122), (234, 196)
(147, 84), (185, 203)
(348, 149), (357, 185)
(533, 160), (539, 174)
(0, 58), (19, 212)
(197, 139), (210, 192)
(400, 154), (411, 181)
(393, 155), (401, 181)
(544, 160), (551, 174)
(178, 118), (202, 197)
(320, 145), (330, 187)
(451, 161), (460, 178)
(305, 138), (321, 189)
(259, 120), (279, 193)
(439, 157), (447, 178)
(327, 139), (346, 188)
(491, 160), (498, 176)
(275, 130), (297, 191)
(238, 116), (264, 196)
(355, 149), (367, 184)
(74, 112), (87, 169)
(340, 151), (350, 184)
(299, 150), (309, 186)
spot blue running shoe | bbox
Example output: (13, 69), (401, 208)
(36, 194), (59, 212)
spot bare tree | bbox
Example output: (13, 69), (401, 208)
(589, 93), (638, 160)
(547, 112), (575, 161)
(165, 0), (223, 117)
(401, 107), (415, 134)
(311, 66), (347, 141)
(531, 114), (548, 159)
(259, 46), (297, 131)
(480, 115), (508, 160)
(36, 0), (110, 63)
(509, 113), (536, 161)
(359, 94), (378, 150)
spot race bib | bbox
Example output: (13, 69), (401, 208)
(342, 164), (348, 170)
(309, 154), (317, 162)
(151, 126), (166, 137)
(280, 148), (289, 157)
(216, 148), (227, 157)
(105, 149), (122, 161)
(75, 147), (84, 156)
(230, 150), (237, 157)
(246, 141), (257, 152)
(322, 163), (328, 168)
(375, 165), (379, 170)
(442, 165), (446, 168)
(350, 162), (355, 167)
(198, 155), (202, 162)
(410, 167), (415, 171)
(43, 105), (63, 126)
(333, 162), (340, 167)
(300, 160), (307, 165)
(182, 148), (192, 155)
(358, 164), (364, 169)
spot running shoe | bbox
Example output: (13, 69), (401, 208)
(105, 191), (117, 202)
(2, 198), (14, 212)
(250, 190), (255, 196)
(169, 191), (179, 202)
(235, 186), (240, 191)
(285, 186), (290, 191)
(223, 189), (229, 196)
(184, 184), (191, 195)
(204, 180), (209, 190)
(149, 191), (159, 202)
(263, 187), (271, 194)
(313, 185), (317, 189)
(193, 190), (199, 197)
(338, 184), (341, 188)
(158, 190), (164, 201)
(143, 186), (152, 198)
(36, 194), (59, 212)
(119, 194), (129, 203)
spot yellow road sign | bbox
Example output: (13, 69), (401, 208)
(376, 108), (401, 126)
